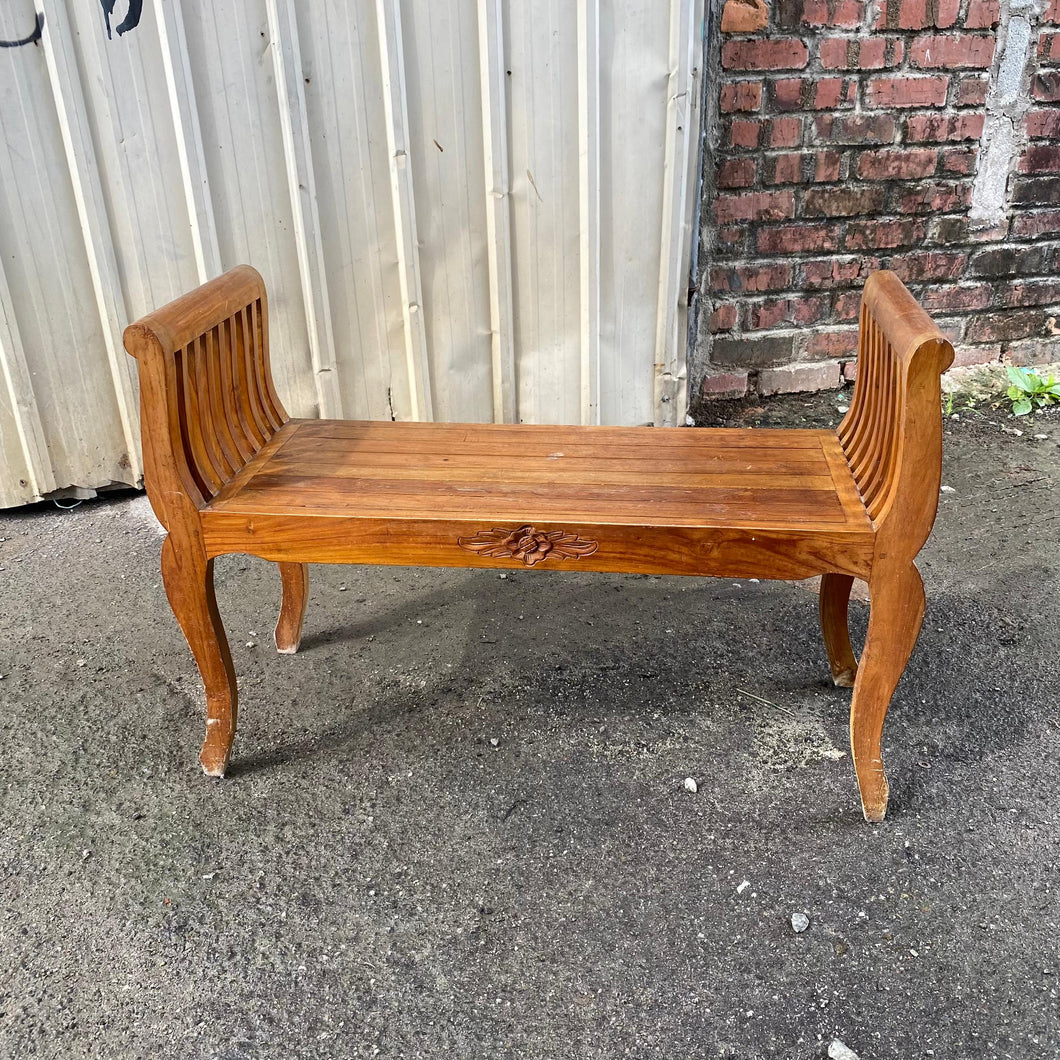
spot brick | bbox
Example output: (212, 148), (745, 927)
(856, 148), (938, 180)
(940, 146), (977, 175)
(955, 75), (989, 106)
(866, 75), (949, 108)
(807, 328), (858, 358)
(845, 219), (926, 250)
(1026, 109), (1060, 138)
(969, 244), (1056, 277)
(722, 39), (810, 71)
(997, 278), (1060, 306)
(721, 0), (769, 33)
(772, 77), (857, 111)
(710, 263), (794, 293)
(814, 150), (843, 181)
(716, 225), (746, 250)
(887, 251), (968, 282)
(1010, 210), (1060, 239)
(910, 34), (995, 69)
(803, 185), (887, 217)
(815, 113), (896, 145)
(766, 152), (804, 184)
(800, 257), (878, 288)
(965, 309), (1050, 343)
(1012, 176), (1060, 206)
(711, 333), (797, 368)
(718, 157), (758, 188)
(964, 0), (1000, 28)
(797, 0), (865, 27)
(755, 223), (842, 254)
(906, 113), (984, 142)
(842, 360), (858, 381)
(835, 290), (863, 320)
(933, 216), (1009, 243)
(714, 190), (796, 223)
(950, 344), (1002, 368)
(745, 295), (831, 330)
(720, 81), (763, 113)
(700, 369), (750, 399)
(709, 303), (739, 332)
(1040, 31), (1060, 62)
(916, 284), (993, 312)
(729, 119), (763, 148)
(1004, 339), (1060, 367)
(878, 0), (959, 28)
(892, 180), (971, 214)
(1019, 145), (1060, 173)
(769, 117), (804, 147)
(758, 362), (841, 395)
(1034, 71), (1060, 101)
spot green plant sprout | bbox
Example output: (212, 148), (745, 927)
(1006, 365), (1060, 416)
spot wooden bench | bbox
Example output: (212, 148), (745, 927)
(124, 267), (953, 822)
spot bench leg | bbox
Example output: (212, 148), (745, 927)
(275, 562), (309, 654)
(161, 536), (237, 777)
(819, 573), (858, 687)
(850, 561), (925, 823)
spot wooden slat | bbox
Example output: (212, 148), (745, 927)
(268, 445), (830, 474)
(281, 418), (830, 448)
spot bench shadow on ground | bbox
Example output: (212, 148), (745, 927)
(226, 563), (1034, 820)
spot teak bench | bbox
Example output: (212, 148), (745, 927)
(124, 267), (953, 822)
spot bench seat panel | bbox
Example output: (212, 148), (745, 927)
(200, 420), (874, 578)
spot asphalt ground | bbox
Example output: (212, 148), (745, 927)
(1, 395), (1057, 1059)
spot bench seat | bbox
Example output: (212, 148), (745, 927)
(201, 419), (875, 580)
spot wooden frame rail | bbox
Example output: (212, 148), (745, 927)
(124, 267), (953, 822)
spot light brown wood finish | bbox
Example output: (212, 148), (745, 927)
(124, 267), (952, 822)
(819, 573), (858, 688)
(275, 563), (309, 654)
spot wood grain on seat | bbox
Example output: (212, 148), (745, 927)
(199, 419), (875, 580)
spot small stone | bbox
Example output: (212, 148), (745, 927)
(246, 642), (256, 648)
(791, 912), (809, 933)
(837, 405), (849, 414)
(338, 584), (347, 591)
(940, 485), (956, 494)
(81, 849), (91, 861)
(683, 777), (698, 793)
(736, 879), (751, 895)
(1034, 433), (1047, 440)
(828, 1041), (859, 1060)
(951, 413), (959, 420)
(76, 659), (86, 667)
(489, 737), (500, 747)
(499, 572), (507, 579)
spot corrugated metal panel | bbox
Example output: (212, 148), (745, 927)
(0, 0), (704, 508)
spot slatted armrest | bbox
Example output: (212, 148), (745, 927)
(122, 266), (288, 533)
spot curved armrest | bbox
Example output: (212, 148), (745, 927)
(838, 271), (954, 553)
(123, 266), (288, 531)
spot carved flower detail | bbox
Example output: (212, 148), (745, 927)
(458, 524), (599, 566)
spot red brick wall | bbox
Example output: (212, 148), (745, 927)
(696, 0), (1060, 399)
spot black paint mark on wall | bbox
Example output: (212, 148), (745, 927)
(0, 11), (44, 48)
(100, 0), (143, 39)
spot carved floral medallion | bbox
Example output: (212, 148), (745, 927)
(457, 524), (599, 566)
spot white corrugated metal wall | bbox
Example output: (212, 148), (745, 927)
(0, 0), (704, 508)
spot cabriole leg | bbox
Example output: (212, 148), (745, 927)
(161, 536), (238, 777)
(819, 573), (858, 688)
(275, 562), (309, 654)
(850, 561), (925, 823)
